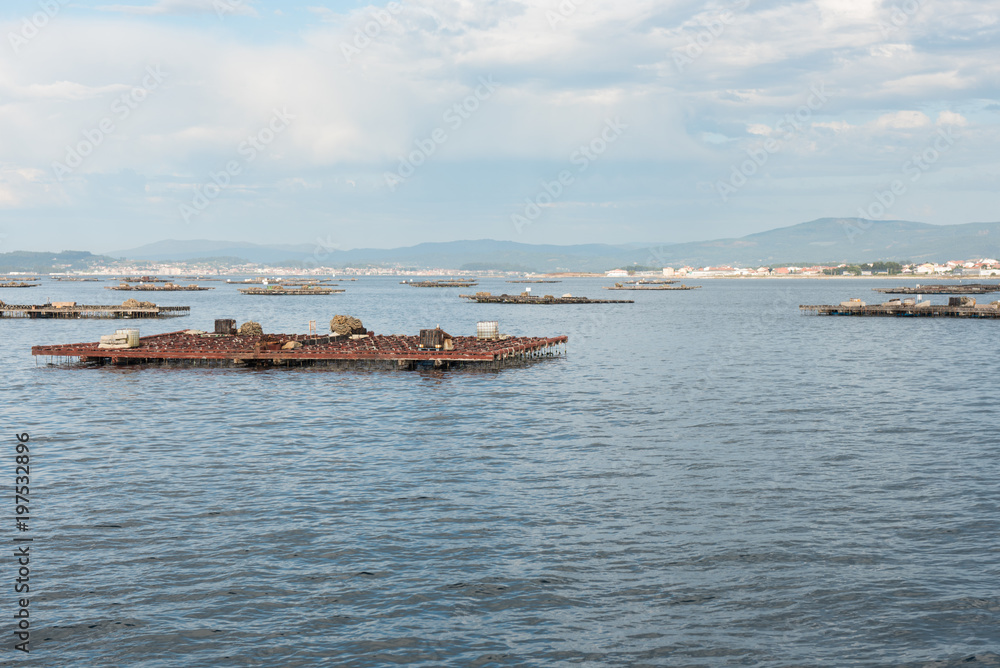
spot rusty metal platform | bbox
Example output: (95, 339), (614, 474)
(32, 330), (568, 370)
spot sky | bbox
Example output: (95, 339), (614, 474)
(0, 0), (997, 253)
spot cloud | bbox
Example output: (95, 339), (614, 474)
(0, 0), (998, 247)
(8, 81), (132, 101)
(0, 166), (65, 208)
(936, 110), (968, 126)
(871, 110), (932, 130)
(812, 121), (854, 133)
(96, 0), (257, 17)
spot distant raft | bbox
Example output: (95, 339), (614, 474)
(460, 292), (633, 304)
(238, 286), (343, 295)
(801, 296), (1000, 318)
(107, 282), (213, 291)
(603, 283), (699, 291)
(873, 283), (1000, 294)
(0, 300), (189, 319)
(403, 279), (479, 287)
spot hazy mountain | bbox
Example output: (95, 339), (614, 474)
(0, 250), (114, 274)
(107, 239), (642, 272)
(94, 218), (1000, 271)
(640, 218), (1000, 266)
(106, 240), (317, 264)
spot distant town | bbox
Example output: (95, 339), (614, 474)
(4, 257), (1000, 279)
(6, 258), (1000, 278)
(644, 259), (1000, 278)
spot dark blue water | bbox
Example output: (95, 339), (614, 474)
(3, 278), (999, 666)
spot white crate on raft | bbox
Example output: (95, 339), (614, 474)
(476, 321), (499, 340)
(99, 328), (140, 349)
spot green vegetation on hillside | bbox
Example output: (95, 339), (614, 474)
(0, 251), (114, 273)
(822, 262), (906, 275)
(459, 262), (538, 273)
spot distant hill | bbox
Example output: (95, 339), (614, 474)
(106, 240), (316, 264)
(107, 239), (642, 272)
(640, 218), (1000, 266)
(95, 218), (1000, 270)
(0, 250), (114, 273)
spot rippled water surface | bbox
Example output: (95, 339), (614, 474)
(4, 277), (1000, 667)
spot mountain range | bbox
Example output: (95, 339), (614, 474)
(102, 218), (1000, 271)
(0, 251), (116, 274)
(4, 218), (998, 273)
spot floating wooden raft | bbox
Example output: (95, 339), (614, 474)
(404, 280), (478, 287)
(226, 278), (336, 285)
(460, 292), (633, 304)
(117, 276), (170, 283)
(800, 301), (1000, 318)
(626, 279), (675, 285)
(280, 281), (338, 286)
(874, 284), (1000, 294)
(0, 282), (40, 288)
(604, 283), (699, 291)
(238, 286), (344, 295)
(107, 283), (213, 291)
(32, 330), (568, 371)
(0, 304), (190, 319)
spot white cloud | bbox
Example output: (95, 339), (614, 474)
(812, 121), (854, 133)
(871, 110), (932, 130)
(9, 81), (132, 101)
(869, 43), (913, 57)
(0, 0), (997, 242)
(0, 165), (66, 208)
(936, 111), (969, 126)
(97, 0), (257, 17)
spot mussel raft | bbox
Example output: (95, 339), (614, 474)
(32, 328), (568, 371)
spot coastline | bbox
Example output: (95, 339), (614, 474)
(536, 273), (995, 280)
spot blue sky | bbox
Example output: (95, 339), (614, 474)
(0, 0), (997, 252)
